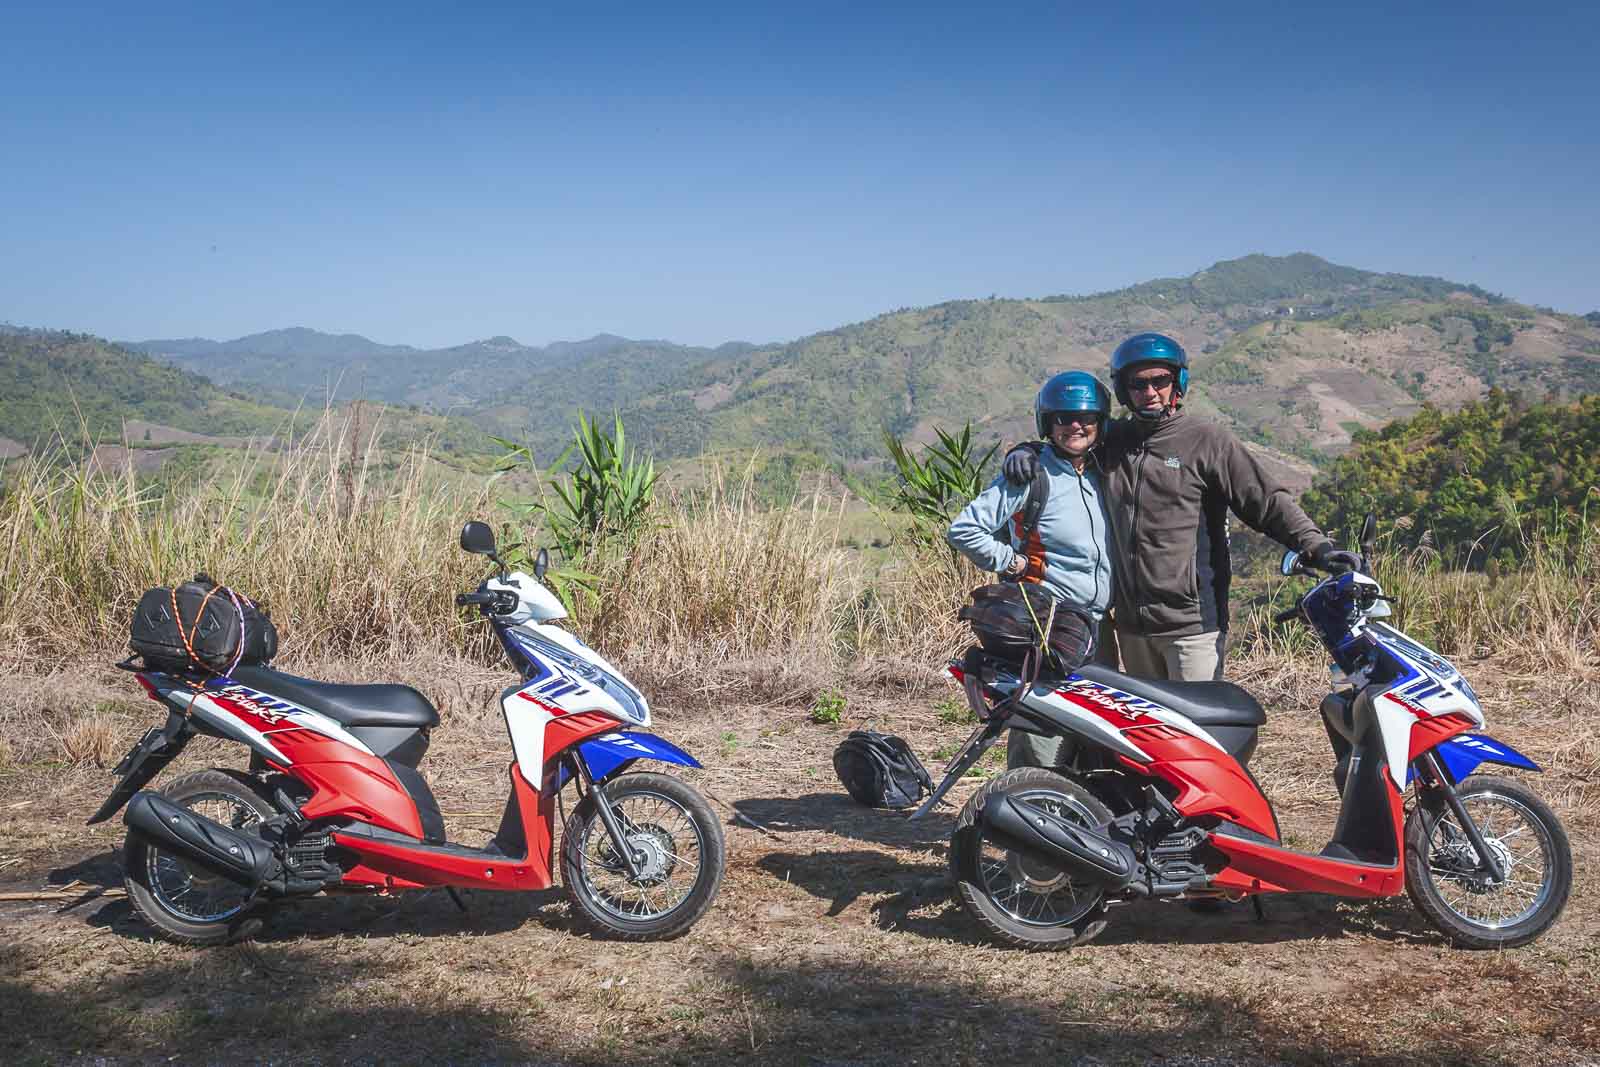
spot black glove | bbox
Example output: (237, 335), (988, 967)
(1309, 542), (1362, 573)
(1001, 443), (1042, 486)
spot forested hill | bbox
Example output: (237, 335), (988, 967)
(1302, 392), (1600, 562)
(128, 329), (753, 424)
(0, 328), (287, 447)
(621, 255), (1600, 467)
(48, 252), (1600, 470)
(0, 328), (495, 463)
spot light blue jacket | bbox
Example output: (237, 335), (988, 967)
(946, 449), (1114, 621)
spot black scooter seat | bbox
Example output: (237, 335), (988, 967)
(1073, 664), (1266, 727)
(226, 665), (440, 730)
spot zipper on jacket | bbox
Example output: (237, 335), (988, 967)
(1129, 443), (1150, 634)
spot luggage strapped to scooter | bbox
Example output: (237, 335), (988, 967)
(128, 574), (278, 680)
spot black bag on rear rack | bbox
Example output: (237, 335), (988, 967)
(958, 583), (1095, 673)
(128, 574), (278, 674)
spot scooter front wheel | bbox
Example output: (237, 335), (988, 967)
(1405, 774), (1572, 949)
(560, 772), (725, 941)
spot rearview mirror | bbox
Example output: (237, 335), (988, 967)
(1280, 550), (1301, 577)
(460, 521), (497, 556)
(534, 547), (549, 581)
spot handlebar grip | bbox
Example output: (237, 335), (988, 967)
(1273, 607), (1300, 624)
(456, 591), (493, 607)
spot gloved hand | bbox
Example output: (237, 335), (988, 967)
(1309, 541), (1362, 573)
(1002, 443), (1042, 486)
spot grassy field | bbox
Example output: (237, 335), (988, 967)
(1, 431), (1597, 1064)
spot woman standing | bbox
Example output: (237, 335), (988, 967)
(946, 370), (1115, 768)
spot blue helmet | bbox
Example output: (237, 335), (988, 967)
(1110, 332), (1189, 409)
(1035, 370), (1111, 437)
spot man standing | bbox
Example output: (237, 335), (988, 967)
(1004, 333), (1356, 682)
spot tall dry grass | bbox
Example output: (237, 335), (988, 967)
(0, 411), (496, 674)
(3, 421), (1594, 702)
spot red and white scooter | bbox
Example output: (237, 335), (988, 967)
(922, 515), (1572, 950)
(91, 521), (724, 945)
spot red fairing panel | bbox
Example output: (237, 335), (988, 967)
(1054, 692), (1280, 842)
(542, 710), (625, 761)
(1208, 780), (1407, 898)
(1407, 711), (1477, 762)
(206, 692), (424, 839)
(334, 763), (556, 892)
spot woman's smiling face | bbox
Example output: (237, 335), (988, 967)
(1048, 412), (1099, 456)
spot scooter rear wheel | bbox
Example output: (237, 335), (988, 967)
(1404, 774), (1572, 949)
(950, 767), (1112, 950)
(560, 772), (725, 941)
(123, 770), (275, 946)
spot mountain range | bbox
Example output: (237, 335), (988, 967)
(7, 254), (1598, 478)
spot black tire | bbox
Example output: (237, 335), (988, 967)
(560, 772), (724, 941)
(123, 769), (276, 946)
(1405, 774), (1572, 950)
(950, 767), (1112, 950)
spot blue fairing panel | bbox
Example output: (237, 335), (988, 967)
(576, 731), (702, 784)
(1433, 734), (1540, 782)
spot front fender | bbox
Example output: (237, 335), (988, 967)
(575, 731), (702, 784)
(1433, 733), (1541, 783)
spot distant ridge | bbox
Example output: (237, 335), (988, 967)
(46, 252), (1599, 470)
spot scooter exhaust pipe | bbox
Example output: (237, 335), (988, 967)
(981, 794), (1139, 889)
(124, 790), (276, 889)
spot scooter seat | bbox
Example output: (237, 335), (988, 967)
(1073, 665), (1266, 727)
(226, 665), (440, 729)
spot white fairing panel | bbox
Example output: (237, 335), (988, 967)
(504, 687), (557, 789)
(1019, 687), (1152, 763)
(488, 572), (567, 623)
(500, 621), (651, 789)
(1367, 622), (1486, 786)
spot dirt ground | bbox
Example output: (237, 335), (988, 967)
(1, 655), (1596, 1067)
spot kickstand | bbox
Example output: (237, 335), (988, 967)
(1251, 896), (1266, 922)
(446, 887), (469, 913)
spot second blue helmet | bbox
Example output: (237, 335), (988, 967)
(1035, 370), (1112, 437)
(1110, 332), (1189, 408)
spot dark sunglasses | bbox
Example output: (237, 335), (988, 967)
(1047, 412), (1102, 428)
(1128, 372), (1175, 393)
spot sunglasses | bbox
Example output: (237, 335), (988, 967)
(1047, 413), (1101, 429)
(1128, 373), (1175, 393)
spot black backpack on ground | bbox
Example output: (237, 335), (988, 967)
(832, 731), (934, 810)
(129, 574), (278, 675)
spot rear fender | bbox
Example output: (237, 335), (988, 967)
(1432, 734), (1540, 782)
(87, 710), (192, 824)
(569, 731), (702, 786)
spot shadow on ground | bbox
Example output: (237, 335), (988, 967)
(734, 792), (957, 850)
(0, 934), (1519, 1067)
(756, 845), (1437, 949)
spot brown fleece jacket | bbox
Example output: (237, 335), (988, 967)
(1100, 412), (1329, 637)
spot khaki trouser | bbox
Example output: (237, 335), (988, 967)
(1007, 626), (1226, 770)
(1116, 630), (1227, 682)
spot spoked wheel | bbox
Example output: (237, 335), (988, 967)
(560, 772), (725, 941)
(950, 767), (1112, 950)
(123, 770), (275, 946)
(1405, 775), (1572, 949)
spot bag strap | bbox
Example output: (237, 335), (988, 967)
(1017, 442), (1050, 544)
(167, 581), (249, 685)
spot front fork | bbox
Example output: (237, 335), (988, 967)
(568, 751), (646, 879)
(1413, 750), (1507, 884)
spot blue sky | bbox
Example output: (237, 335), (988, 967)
(3, 2), (1596, 348)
